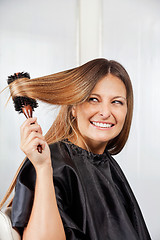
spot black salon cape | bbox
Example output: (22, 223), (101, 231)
(11, 141), (151, 240)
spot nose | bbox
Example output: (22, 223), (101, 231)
(99, 103), (111, 119)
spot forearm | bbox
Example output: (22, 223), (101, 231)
(23, 163), (66, 240)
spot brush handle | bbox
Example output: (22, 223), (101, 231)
(22, 105), (42, 153)
(37, 145), (42, 153)
(7, 72), (41, 152)
(22, 105), (33, 118)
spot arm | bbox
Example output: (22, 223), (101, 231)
(20, 117), (66, 240)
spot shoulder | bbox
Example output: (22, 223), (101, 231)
(16, 141), (76, 187)
(49, 142), (84, 201)
(49, 141), (76, 170)
(49, 141), (70, 161)
(16, 158), (36, 191)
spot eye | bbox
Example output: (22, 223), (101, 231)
(88, 97), (99, 103)
(112, 100), (124, 105)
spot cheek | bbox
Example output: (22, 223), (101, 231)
(115, 107), (127, 124)
(120, 109), (127, 124)
(76, 104), (95, 118)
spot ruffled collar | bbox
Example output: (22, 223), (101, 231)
(64, 140), (110, 164)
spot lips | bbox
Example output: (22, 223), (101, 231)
(91, 121), (114, 128)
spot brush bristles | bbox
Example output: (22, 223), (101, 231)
(7, 72), (30, 85)
(13, 96), (38, 113)
(7, 72), (38, 114)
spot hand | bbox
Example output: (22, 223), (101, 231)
(20, 117), (51, 171)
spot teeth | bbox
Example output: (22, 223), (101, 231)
(92, 122), (113, 128)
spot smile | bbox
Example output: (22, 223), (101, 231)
(91, 121), (114, 128)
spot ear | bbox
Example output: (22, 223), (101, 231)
(72, 106), (77, 118)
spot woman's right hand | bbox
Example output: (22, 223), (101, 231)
(20, 117), (51, 171)
(21, 118), (66, 240)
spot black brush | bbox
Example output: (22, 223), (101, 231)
(7, 72), (42, 153)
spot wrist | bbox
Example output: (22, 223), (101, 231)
(35, 161), (53, 175)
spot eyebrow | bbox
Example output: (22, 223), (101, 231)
(112, 96), (127, 100)
(90, 93), (127, 100)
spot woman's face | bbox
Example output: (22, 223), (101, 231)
(72, 73), (127, 154)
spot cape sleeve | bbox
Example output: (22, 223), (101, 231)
(11, 143), (87, 239)
(11, 159), (35, 233)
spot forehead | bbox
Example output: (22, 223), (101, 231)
(91, 74), (126, 97)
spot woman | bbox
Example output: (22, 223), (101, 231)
(9, 59), (151, 239)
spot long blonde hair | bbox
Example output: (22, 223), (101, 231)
(0, 58), (133, 208)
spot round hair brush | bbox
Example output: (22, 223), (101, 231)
(7, 72), (42, 153)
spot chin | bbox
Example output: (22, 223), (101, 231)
(89, 138), (109, 145)
(92, 135), (112, 143)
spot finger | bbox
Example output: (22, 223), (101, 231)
(20, 131), (45, 151)
(20, 117), (37, 133)
(32, 123), (43, 135)
(32, 138), (46, 152)
(22, 131), (45, 146)
(22, 137), (46, 155)
(23, 123), (43, 137)
(21, 118), (43, 141)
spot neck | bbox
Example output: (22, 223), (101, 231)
(68, 136), (107, 154)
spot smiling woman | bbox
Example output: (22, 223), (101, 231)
(8, 58), (133, 155)
(71, 74), (128, 154)
(1, 58), (151, 240)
